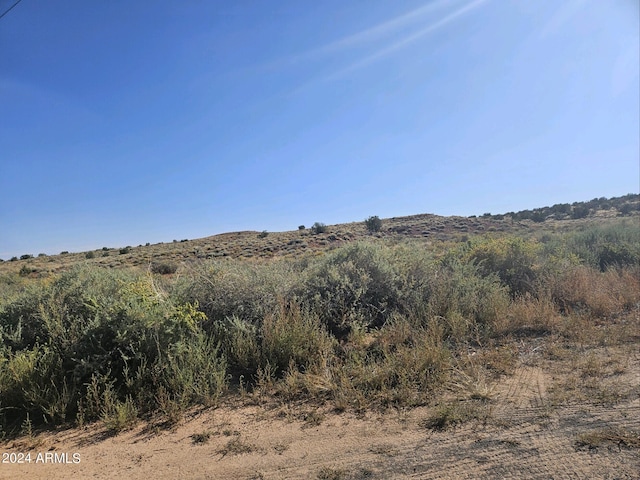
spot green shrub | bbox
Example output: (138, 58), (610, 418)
(572, 205), (589, 219)
(0, 266), (224, 433)
(311, 222), (327, 234)
(420, 257), (510, 338)
(101, 395), (138, 434)
(298, 225), (306, 231)
(151, 262), (178, 275)
(364, 216), (382, 233)
(298, 242), (402, 337)
(564, 223), (640, 271)
(174, 259), (297, 326)
(0, 346), (72, 429)
(466, 236), (540, 296)
(260, 301), (334, 375)
(213, 316), (261, 378)
(158, 329), (227, 410)
(85, 251), (95, 259)
(258, 230), (268, 238)
(20, 254), (33, 260)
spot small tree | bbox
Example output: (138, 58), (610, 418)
(258, 230), (268, 238)
(572, 206), (589, 219)
(298, 225), (305, 231)
(364, 215), (382, 233)
(311, 222), (327, 234)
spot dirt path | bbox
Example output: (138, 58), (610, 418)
(2, 353), (639, 479)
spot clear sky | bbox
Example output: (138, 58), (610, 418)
(1, 0), (638, 258)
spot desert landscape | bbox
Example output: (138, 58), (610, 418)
(1, 195), (638, 479)
(2, 1), (638, 478)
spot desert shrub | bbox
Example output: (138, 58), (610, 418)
(571, 205), (589, 219)
(18, 265), (36, 277)
(466, 236), (540, 296)
(364, 216), (382, 233)
(19, 254), (33, 260)
(119, 247), (131, 255)
(0, 266), (223, 433)
(258, 230), (268, 238)
(213, 315), (261, 378)
(156, 329), (227, 411)
(421, 400), (490, 431)
(213, 301), (334, 382)
(619, 203), (639, 215)
(261, 301), (335, 375)
(101, 394), (138, 434)
(564, 223), (640, 271)
(0, 346), (72, 429)
(421, 258), (510, 339)
(595, 243), (639, 271)
(332, 317), (451, 407)
(298, 225), (305, 231)
(9, 257), (17, 262)
(311, 222), (327, 234)
(151, 262), (178, 275)
(85, 251), (95, 259)
(173, 259), (298, 326)
(297, 242), (402, 337)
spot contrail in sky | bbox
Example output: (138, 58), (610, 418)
(324, 0), (489, 80)
(310, 0), (461, 55)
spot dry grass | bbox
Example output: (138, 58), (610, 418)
(190, 430), (212, 445)
(551, 266), (640, 318)
(420, 400), (492, 431)
(216, 437), (258, 457)
(575, 427), (640, 451)
(547, 346), (639, 407)
(496, 295), (561, 336)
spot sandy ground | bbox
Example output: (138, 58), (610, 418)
(1, 351), (639, 480)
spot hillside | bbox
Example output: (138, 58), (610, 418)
(2, 194), (638, 276)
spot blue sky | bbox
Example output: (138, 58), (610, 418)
(1, 0), (638, 258)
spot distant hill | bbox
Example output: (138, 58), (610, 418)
(1, 193), (638, 276)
